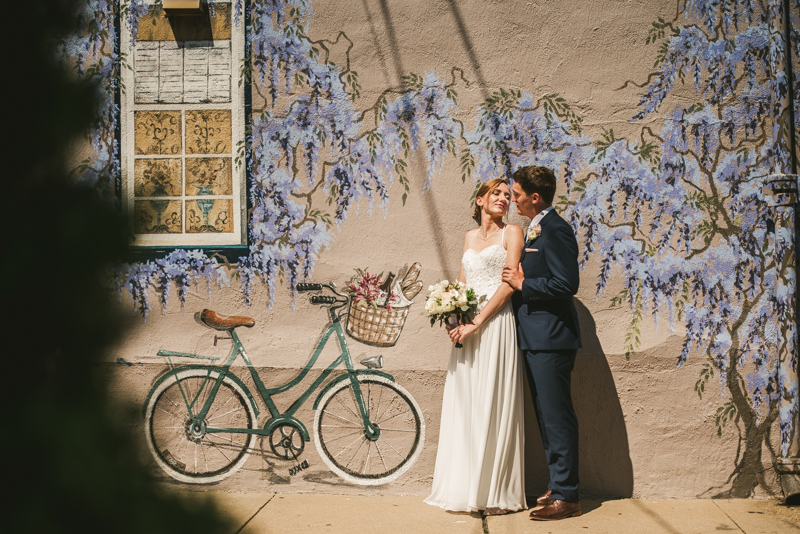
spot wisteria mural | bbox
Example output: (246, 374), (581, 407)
(561, 0), (797, 497)
(422, 0), (798, 497)
(65, 0), (467, 314)
(62, 0), (799, 496)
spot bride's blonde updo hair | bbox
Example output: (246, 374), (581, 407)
(473, 178), (509, 225)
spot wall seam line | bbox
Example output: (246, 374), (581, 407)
(711, 500), (745, 533)
(233, 493), (277, 534)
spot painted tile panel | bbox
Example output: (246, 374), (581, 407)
(134, 199), (182, 234)
(136, 4), (232, 41)
(134, 111), (182, 155)
(186, 199), (233, 233)
(186, 157), (232, 196)
(186, 109), (231, 154)
(134, 158), (183, 197)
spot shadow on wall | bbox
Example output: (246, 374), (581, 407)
(523, 299), (634, 499)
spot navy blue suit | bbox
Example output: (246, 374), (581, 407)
(511, 209), (581, 503)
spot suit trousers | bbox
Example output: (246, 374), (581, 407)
(523, 349), (579, 502)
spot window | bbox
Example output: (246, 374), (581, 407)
(120, 2), (246, 252)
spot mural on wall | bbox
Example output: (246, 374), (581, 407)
(563, 0), (797, 497)
(143, 264), (424, 485)
(62, 0), (800, 496)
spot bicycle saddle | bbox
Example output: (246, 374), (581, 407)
(200, 309), (256, 331)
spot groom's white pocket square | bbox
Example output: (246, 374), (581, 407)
(525, 248), (538, 252)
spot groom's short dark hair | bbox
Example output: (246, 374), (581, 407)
(513, 166), (556, 204)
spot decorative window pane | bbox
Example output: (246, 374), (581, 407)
(121, 2), (245, 248)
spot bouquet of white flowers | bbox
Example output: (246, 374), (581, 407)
(422, 280), (485, 348)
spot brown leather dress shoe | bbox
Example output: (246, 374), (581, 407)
(529, 499), (581, 521)
(536, 489), (553, 506)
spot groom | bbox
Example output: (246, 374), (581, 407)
(502, 165), (582, 521)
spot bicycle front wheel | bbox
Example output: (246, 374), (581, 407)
(314, 376), (424, 485)
(144, 369), (256, 484)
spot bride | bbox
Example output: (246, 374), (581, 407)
(424, 178), (526, 515)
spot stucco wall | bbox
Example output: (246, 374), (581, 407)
(103, 0), (791, 499)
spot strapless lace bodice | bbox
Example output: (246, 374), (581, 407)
(462, 244), (507, 307)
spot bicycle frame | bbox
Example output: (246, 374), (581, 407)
(148, 309), (391, 444)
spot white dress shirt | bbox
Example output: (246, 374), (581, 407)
(529, 206), (553, 229)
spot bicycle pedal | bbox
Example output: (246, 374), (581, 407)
(289, 460), (309, 476)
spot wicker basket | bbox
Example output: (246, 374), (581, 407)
(345, 262), (422, 347)
(345, 301), (410, 347)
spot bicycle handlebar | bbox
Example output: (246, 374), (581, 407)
(296, 283), (322, 291)
(310, 295), (337, 304)
(297, 282), (349, 323)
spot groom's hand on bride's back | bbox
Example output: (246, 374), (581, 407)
(502, 264), (524, 291)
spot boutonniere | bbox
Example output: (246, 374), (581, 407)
(527, 224), (542, 242)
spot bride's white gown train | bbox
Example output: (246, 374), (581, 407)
(424, 242), (526, 512)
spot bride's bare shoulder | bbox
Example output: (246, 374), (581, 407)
(463, 228), (479, 247)
(504, 224), (524, 238)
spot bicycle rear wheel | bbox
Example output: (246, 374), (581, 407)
(314, 376), (424, 485)
(144, 368), (256, 484)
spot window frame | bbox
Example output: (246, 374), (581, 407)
(119, 1), (249, 263)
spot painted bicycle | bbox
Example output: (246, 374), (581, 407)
(142, 282), (424, 485)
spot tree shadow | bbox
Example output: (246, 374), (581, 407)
(523, 299), (634, 501)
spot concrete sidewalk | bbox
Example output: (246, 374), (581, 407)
(181, 492), (800, 534)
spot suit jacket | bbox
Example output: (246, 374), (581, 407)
(512, 209), (582, 351)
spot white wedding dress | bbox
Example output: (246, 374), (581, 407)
(424, 237), (526, 512)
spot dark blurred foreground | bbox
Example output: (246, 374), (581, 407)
(1, 2), (232, 532)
